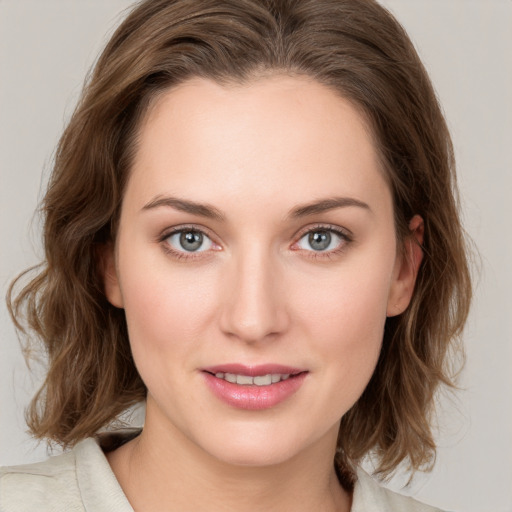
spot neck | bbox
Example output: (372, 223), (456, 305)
(107, 404), (352, 512)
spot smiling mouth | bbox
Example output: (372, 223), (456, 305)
(205, 371), (301, 386)
(202, 366), (307, 409)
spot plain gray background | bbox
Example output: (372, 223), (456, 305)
(1, 1), (511, 511)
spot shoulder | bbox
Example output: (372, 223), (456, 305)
(352, 468), (449, 512)
(0, 431), (136, 512)
(0, 448), (84, 512)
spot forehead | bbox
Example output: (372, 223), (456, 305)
(126, 75), (390, 217)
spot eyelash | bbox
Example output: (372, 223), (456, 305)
(158, 223), (353, 261)
(158, 224), (218, 261)
(293, 224), (353, 260)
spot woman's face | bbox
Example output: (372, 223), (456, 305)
(104, 75), (420, 467)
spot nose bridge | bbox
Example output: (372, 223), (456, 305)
(220, 240), (287, 342)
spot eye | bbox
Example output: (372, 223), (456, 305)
(296, 228), (348, 252)
(166, 229), (214, 253)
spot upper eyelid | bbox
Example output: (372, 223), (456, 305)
(160, 223), (215, 240)
(294, 223), (352, 240)
(160, 222), (350, 236)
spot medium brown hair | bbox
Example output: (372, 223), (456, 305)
(8, 0), (471, 481)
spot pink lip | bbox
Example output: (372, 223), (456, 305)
(202, 364), (308, 410)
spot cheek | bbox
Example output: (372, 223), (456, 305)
(299, 258), (392, 343)
(117, 252), (218, 367)
(293, 257), (393, 402)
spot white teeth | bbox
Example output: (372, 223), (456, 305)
(253, 374), (272, 386)
(236, 374), (254, 385)
(213, 372), (295, 386)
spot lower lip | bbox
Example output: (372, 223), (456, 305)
(203, 372), (307, 410)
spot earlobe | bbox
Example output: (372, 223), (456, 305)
(387, 215), (424, 317)
(97, 242), (124, 308)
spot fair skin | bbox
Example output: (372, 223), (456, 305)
(103, 75), (423, 512)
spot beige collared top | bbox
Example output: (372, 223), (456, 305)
(0, 431), (445, 512)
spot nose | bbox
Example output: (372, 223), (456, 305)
(219, 244), (289, 344)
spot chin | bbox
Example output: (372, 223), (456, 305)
(192, 419), (330, 469)
(208, 440), (300, 468)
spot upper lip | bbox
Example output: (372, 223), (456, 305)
(202, 364), (306, 377)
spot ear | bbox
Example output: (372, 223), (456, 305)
(386, 215), (424, 317)
(97, 242), (124, 308)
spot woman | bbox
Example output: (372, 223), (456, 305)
(2, 0), (471, 510)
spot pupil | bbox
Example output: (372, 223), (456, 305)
(180, 231), (203, 251)
(309, 231), (331, 251)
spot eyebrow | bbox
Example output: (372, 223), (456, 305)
(288, 197), (371, 219)
(142, 196), (225, 221)
(142, 195), (370, 221)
